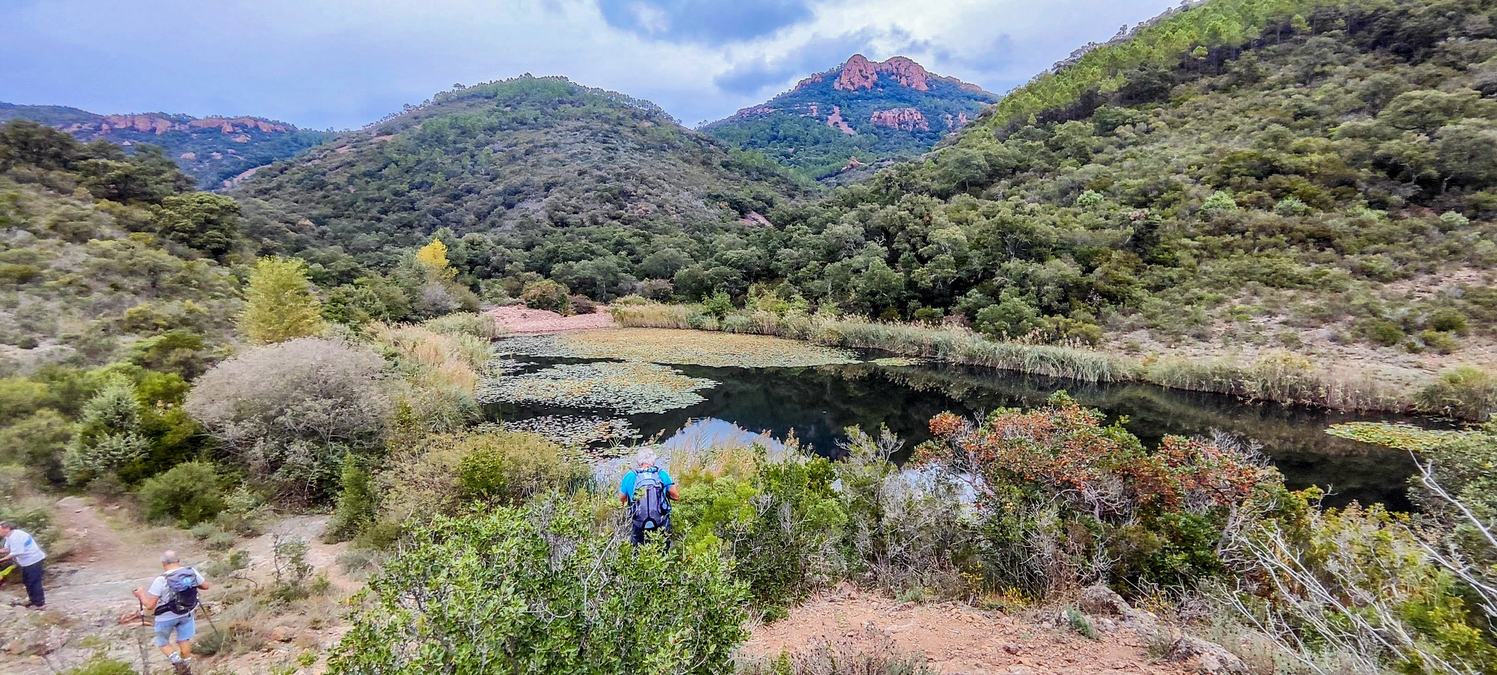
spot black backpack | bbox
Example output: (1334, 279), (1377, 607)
(154, 567), (200, 616)
(630, 468), (670, 529)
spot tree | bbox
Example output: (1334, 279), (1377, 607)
(240, 257), (325, 345)
(414, 238), (454, 279)
(62, 375), (147, 486)
(153, 193), (241, 259)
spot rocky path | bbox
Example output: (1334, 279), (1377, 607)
(0, 497), (349, 674)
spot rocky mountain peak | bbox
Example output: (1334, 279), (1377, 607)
(834, 54), (930, 92)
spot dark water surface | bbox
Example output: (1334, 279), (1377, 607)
(485, 356), (1429, 509)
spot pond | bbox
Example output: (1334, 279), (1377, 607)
(481, 332), (1433, 510)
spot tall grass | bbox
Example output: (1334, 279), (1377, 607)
(611, 302), (1473, 416)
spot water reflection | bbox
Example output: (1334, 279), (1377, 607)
(486, 357), (1430, 509)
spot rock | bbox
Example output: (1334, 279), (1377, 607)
(1078, 584), (1130, 616)
(1001, 643), (1021, 655)
(269, 625), (296, 642)
(835, 54), (931, 92)
(1166, 635), (1249, 675)
(869, 107), (930, 131)
(825, 105), (855, 135)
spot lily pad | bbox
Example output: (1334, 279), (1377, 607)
(476, 361), (716, 414)
(501, 414), (642, 449)
(494, 328), (858, 368)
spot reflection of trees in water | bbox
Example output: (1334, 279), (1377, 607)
(486, 358), (1422, 509)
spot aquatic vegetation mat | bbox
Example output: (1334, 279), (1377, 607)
(495, 328), (858, 368)
(501, 415), (641, 449)
(1326, 422), (1467, 451)
(476, 361), (715, 414)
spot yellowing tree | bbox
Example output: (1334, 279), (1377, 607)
(240, 257), (325, 344)
(415, 238), (454, 279)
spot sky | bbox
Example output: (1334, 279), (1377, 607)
(1, 0), (1180, 130)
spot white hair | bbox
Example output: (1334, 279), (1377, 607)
(161, 550), (181, 564)
(635, 449), (658, 468)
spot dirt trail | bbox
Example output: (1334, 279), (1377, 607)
(0, 497), (349, 674)
(741, 588), (1188, 675)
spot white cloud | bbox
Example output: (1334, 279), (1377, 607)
(0, 0), (1180, 129)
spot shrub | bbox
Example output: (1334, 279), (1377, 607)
(138, 461), (226, 526)
(520, 279), (571, 314)
(420, 312), (505, 339)
(1415, 366), (1497, 420)
(1355, 317), (1404, 347)
(63, 656), (135, 675)
(568, 294), (598, 315)
(62, 375), (147, 485)
(701, 291), (734, 320)
(328, 497), (747, 673)
(0, 409), (73, 484)
(1425, 307), (1469, 334)
(917, 393), (1277, 595)
(674, 450), (847, 614)
(186, 338), (390, 502)
(1416, 329), (1459, 355)
(326, 458), (377, 543)
(240, 256), (325, 345)
(380, 429), (588, 523)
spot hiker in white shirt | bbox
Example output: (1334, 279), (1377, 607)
(132, 550), (210, 675)
(0, 521), (46, 610)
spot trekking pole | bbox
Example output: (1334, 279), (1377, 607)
(134, 598), (151, 675)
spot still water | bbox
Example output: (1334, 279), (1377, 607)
(485, 356), (1427, 509)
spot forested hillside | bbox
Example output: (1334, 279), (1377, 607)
(0, 102), (329, 189)
(703, 55), (998, 181)
(0, 121), (243, 375)
(685, 0), (1497, 364)
(234, 75), (806, 294)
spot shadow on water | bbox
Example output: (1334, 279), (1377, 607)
(484, 356), (1427, 509)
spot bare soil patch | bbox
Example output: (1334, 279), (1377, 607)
(488, 305), (617, 334)
(740, 588), (1187, 675)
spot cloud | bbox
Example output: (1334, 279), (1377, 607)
(713, 30), (876, 95)
(0, 0), (1184, 129)
(595, 0), (814, 44)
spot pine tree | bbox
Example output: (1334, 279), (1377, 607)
(240, 257), (324, 344)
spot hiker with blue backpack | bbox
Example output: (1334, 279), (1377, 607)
(619, 449), (679, 545)
(131, 550), (210, 675)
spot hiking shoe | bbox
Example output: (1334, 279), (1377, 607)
(173, 661), (191, 675)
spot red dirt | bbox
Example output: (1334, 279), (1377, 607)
(740, 588), (1187, 675)
(488, 305), (617, 335)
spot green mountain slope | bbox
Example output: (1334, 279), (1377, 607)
(703, 55), (998, 180)
(232, 75), (807, 288)
(0, 121), (242, 374)
(0, 102), (329, 189)
(678, 0), (1497, 365)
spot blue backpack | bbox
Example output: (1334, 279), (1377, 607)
(154, 568), (200, 616)
(630, 468), (670, 530)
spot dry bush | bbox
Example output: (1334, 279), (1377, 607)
(185, 337), (389, 502)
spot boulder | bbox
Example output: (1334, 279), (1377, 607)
(1078, 584), (1130, 616)
(1166, 635), (1250, 675)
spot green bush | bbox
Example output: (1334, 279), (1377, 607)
(701, 291), (734, 320)
(674, 451), (847, 614)
(1356, 318), (1404, 347)
(1415, 366), (1497, 420)
(137, 461), (226, 526)
(520, 279), (572, 315)
(455, 431), (589, 506)
(1425, 308), (1469, 334)
(328, 496), (747, 674)
(63, 656), (135, 675)
(326, 458), (377, 543)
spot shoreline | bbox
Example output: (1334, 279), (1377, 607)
(606, 303), (1492, 421)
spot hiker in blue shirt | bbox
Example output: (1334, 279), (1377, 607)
(619, 449), (679, 545)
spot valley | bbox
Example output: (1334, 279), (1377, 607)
(1, 0), (1495, 673)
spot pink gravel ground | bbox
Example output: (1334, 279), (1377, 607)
(488, 304), (618, 335)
